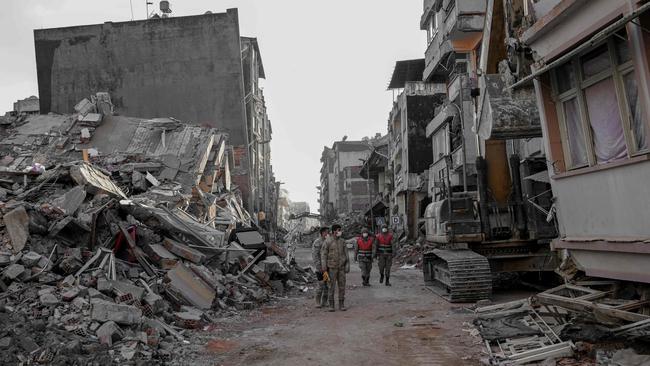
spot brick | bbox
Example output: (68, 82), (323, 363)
(96, 321), (123, 346)
(62, 288), (80, 302)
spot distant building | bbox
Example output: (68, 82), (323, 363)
(360, 135), (390, 231)
(33, 9), (273, 215)
(387, 60), (445, 238)
(12, 96), (39, 115)
(289, 202), (310, 216)
(319, 140), (374, 219)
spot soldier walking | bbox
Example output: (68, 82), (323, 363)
(321, 224), (350, 312)
(312, 227), (330, 308)
(376, 225), (396, 286)
(354, 228), (376, 286)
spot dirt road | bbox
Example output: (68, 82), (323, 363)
(175, 247), (487, 366)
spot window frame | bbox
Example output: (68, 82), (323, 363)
(551, 34), (649, 171)
(427, 12), (439, 45)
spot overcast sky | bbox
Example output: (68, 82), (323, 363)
(0, 0), (426, 211)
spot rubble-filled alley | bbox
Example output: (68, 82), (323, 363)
(3, 0), (650, 365)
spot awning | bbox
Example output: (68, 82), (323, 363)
(512, 1), (650, 90)
(388, 59), (426, 90)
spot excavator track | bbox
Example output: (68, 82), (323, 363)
(423, 249), (492, 303)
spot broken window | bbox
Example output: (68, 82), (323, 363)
(552, 28), (649, 170)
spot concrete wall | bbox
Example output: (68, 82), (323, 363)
(553, 161), (650, 238)
(34, 9), (248, 145)
(525, 0), (625, 60)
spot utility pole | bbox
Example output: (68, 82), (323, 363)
(368, 162), (374, 233)
(146, 1), (153, 19)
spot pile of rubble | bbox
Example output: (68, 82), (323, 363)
(0, 94), (314, 364)
(392, 239), (433, 269)
(473, 281), (650, 365)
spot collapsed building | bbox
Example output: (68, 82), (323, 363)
(0, 94), (312, 364)
(33, 9), (276, 222)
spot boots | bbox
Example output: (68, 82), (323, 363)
(316, 292), (323, 308)
(339, 300), (347, 311)
(362, 276), (369, 286)
(380, 274), (384, 284)
(328, 298), (335, 312)
(385, 275), (391, 286)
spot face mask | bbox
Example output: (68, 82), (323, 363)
(362, 233), (368, 238)
(382, 228), (388, 233)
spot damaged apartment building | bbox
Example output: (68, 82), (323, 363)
(318, 140), (376, 223)
(387, 61), (444, 239)
(417, 0), (558, 280)
(515, 0), (650, 284)
(33, 8), (277, 226)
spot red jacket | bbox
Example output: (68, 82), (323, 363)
(376, 233), (393, 254)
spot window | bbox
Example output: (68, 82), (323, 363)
(427, 12), (439, 45)
(552, 29), (649, 170)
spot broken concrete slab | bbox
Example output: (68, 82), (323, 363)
(96, 321), (123, 346)
(131, 171), (148, 192)
(20, 251), (42, 267)
(143, 244), (179, 270)
(97, 278), (145, 299)
(39, 292), (59, 306)
(260, 256), (290, 275)
(3, 263), (25, 280)
(165, 263), (215, 310)
(4, 206), (30, 253)
(69, 162), (126, 198)
(145, 172), (160, 187)
(163, 238), (206, 264)
(52, 185), (86, 215)
(91, 299), (142, 325)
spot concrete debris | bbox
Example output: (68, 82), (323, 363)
(165, 263), (215, 310)
(474, 281), (650, 365)
(96, 320), (123, 346)
(163, 237), (206, 264)
(4, 206), (30, 253)
(91, 299), (143, 325)
(52, 185), (86, 215)
(0, 93), (313, 365)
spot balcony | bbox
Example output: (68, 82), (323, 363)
(423, 0), (486, 81)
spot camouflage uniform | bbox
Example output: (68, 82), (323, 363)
(311, 236), (328, 307)
(321, 236), (350, 311)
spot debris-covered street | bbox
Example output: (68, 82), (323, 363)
(170, 246), (486, 366)
(3, 0), (650, 365)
